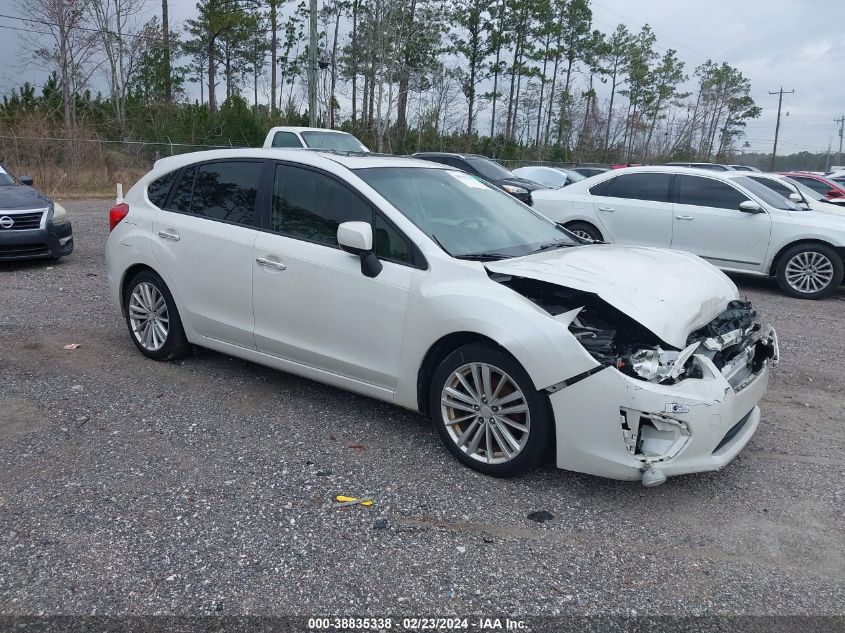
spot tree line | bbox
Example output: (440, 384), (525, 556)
(1, 0), (763, 165)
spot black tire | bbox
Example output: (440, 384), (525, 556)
(775, 243), (844, 299)
(123, 269), (190, 361)
(564, 221), (603, 242)
(428, 343), (553, 477)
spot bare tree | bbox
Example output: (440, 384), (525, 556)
(21, 0), (100, 132)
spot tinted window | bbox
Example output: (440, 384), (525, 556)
(465, 157), (513, 181)
(677, 175), (749, 210)
(272, 164), (371, 245)
(147, 170), (178, 208)
(601, 173), (671, 202)
(749, 176), (792, 198)
(791, 176), (829, 194)
(272, 131), (304, 148)
(374, 214), (410, 263)
(168, 166), (196, 212)
(189, 161), (261, 226)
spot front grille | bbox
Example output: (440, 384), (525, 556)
(0, 242), (49, 256)
(712, 409), (754, 454)
(0, 210), (44, 230)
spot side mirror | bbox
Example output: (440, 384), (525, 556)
(788, 193), (802, 203)
(19, 176), (34, 186)
(739, 201), (765, 214)
(337, 221), (382, 278)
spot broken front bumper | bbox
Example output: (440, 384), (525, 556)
(548, 347), (772, 483)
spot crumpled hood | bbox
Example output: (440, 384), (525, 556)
(487, 244), (739, 349)
(0, 185), (50, 210)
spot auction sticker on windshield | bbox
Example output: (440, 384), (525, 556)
(447, 170), (487, 188)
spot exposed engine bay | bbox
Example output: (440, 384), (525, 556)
(495, 274), (778, 389)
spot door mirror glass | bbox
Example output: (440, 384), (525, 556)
(738, 201), (765, 214)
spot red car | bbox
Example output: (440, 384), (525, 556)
(778, 172), (845, 200)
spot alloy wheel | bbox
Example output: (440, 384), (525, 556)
(440, 362), (530, 464)
(128, 281), (169, 351)
(784, 251), (835, 294)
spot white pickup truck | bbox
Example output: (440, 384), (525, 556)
(263, 126), (369, 152)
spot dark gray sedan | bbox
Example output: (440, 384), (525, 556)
(0, 164), (73, 260)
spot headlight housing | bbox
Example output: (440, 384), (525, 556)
(51, 202), (69, 225)
(501, 184), (528, 195)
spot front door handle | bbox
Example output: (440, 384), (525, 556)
(675, 215), (694, 221)
(158, 230), (180, 241)
(256, 256), (287, 271)
(598, 206), (615, 212)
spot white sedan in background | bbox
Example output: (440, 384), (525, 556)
(533, 166), (845, 299)
(106, 150), (777, 486)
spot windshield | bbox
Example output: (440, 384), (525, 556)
(301, 131), (368, 152)
(0, 165), (15, 186)
(355, 167), (577, 259)
(561, 168), (585, 182)
(514, 167), (567, 188)
(783, 177), (825, 202)
(464, 156), (513, 181)
(734, 176), (799, 210)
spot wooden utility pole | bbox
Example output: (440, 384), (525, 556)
(769, 87), (794, 171)
(308, 0), (318, 126)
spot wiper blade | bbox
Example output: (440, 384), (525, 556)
(453, 252), (511, 261)
(533, 239), (571, 252)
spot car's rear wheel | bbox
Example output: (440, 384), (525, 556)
(775, 243), (843, 299)
(429, 343), (552, 477)
(564, 221), (602, 242)
(124, 270), (190, 360)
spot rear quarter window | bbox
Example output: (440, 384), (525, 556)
(147, 170), (179, 208)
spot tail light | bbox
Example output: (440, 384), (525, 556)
(109, 203), (129, 231)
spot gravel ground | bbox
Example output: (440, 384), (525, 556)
(1, 200), (844, 619)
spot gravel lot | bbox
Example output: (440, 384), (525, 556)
(1, 200), (844, 620)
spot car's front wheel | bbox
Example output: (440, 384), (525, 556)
(775, 243), (843, 299)
(124, 270), (190, 360)
(429, 343), (552, 477)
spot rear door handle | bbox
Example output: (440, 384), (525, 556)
(598, 206), (615, 212)
(675, 215), (694, 221)
(256, 256), (286, 271)
(158, 230), (180, 241)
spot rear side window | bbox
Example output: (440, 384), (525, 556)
(168, 166), (196, 213)
(597, 173), (671, 202)
(272, 164), (372, 245)
(147, 170), (178, 208)
(271, 131), (303, 148)
(676, 175), (749, 210)
(189, 161), (262, 226)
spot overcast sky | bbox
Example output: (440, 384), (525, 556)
(1, 0), (842, 156)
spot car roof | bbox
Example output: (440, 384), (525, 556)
(267, 126), (353, 135)
(597, 165), (737, 178)
(152, 148), (444, 172)
(412, 152), (493, 160)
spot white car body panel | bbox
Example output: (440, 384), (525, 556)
(533, 166), (845, 276)
(106, 150), (778, 484)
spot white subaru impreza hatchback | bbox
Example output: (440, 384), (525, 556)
(106, 149), (778, 486)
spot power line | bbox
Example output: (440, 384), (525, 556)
(768, 87), (794, 170)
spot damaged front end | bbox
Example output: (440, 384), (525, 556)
(493, 274), (779, 485)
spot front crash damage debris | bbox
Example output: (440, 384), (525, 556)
(492, 275), (778, 486)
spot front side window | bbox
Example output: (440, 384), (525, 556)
(271, 131), (304, 148)
(355, 167), (576, 259)
(792, 176), (830, 195)
(676, 175), (749, 210)
(599, 173), (671, 202)
(749, 176), (792, 198)
(272, 164), (371, 245)
(374, 215), (410, 263)
(189, 161), (262, 226)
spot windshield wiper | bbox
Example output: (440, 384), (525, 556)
(532, 239), (571, 253)
(453, 252), (512, 261)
